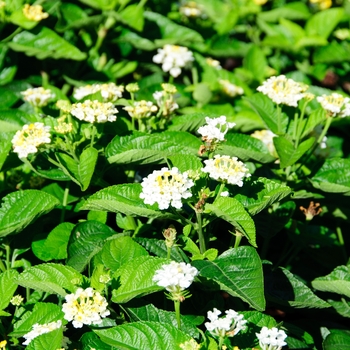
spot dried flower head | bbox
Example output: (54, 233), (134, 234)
(317, 93), (350, 117)
(12, 122), (51, 158)
(257, 75), (308, 107)
(153, 45), (194, 78)
(70, 100), (118, 123)
(163, 225), (177, 248)
(62, 287), (110, 328)
(124, 100), (158, 119)
(256, 327), (287, 350)
(198, 116), (235, 143)
(140, 167), (194, 210)
(202, 155), (251, 186)
(21, 87), (55, 107)
(300, 201), (322, 221)
(251, 129), (277, 157)
(22, 320), (62, 345)
(219, 80), (244, 97)
(23, 4), (49, 21)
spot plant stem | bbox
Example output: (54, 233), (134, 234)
(234, 231), (243, 249)
(276, 104), (282, 133)
(4, 243), (10, 270)
(216, 183), (225, 199)
(196, 211), (206, 254)
(174, 300), (181, 329)
(60, 182), (70, 223)
(218, 335), (225, 349)
(336, 226), (347, 263)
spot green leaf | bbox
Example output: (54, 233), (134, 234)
(205, 197), (256, 247)
(311, 158), (350, 194)
(328, 299), (350, 319)
(313, 41), (350, 64)
(0, 131), (15, 171)
(0, 86), (19, 108)
(94, 321), (191, 349)
(118, 30), (155, 51)
(112, 256), (168, 303)
(67, 221), (116, 272)
(232, 177), (292, 215)
(119, 4), (144, 32)
(168, 113), (208, 132)
(168, 154), (203, 172)
(80, 184), (176, 219)
(245, 94), (288, 134)
(27, 328), (63, 350)
(217, 133), (276, 163)
(94, 235), (148, 271)
(312, 265), (350, 298)
(8, 27), (87, 60)
(106, 131), (201, 165)
(0, 269), (19, 311)
(77, 0), (118, 10)
(144, 11), (204, 43)
(11, 302), (64, 337)
(16, 263), (83, 296)
(306, 8), (344, 40)
(257, 2), (310, 22)
(41, 183), (79, 205)
(81, 332), (114, 350)
(56, 147), (98, 191)
(32, 222), (74, 262)
(192, 247), (265, 311)
(243, 45), (267, 83)
(264, 266), (330, 309)
(274, 136), (315, 168)
(323, 330), (350, 350)
(0, 190), (60, 237)
(300, 107), (327, 139)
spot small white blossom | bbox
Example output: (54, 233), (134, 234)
(23, 4), (48, 21)
(62, 287), (110, 328)
(153, 261), (198, 293)
(257, 75), (308, 107)
(202, 155), (251, 186)
(251, 129), (277, 157)
(123, 100), (158, 119)
(10, 295), (24, 306)
(153, 86), (179, 116)
(70, 100), (118, 123)
(205, 308), (247, 338)
(256, 327), (287, 350)
(140, 167), (194, 210)
(219, 79), (244, 97)
(206, 58), (222, 70)
(179, 1), (206, 18)
(22, 320), (62, 345)
(153, 45), (194, 78)
(12, 122), (51, 158)
(198, 116), (235, 143)
(73, 83), (124, 102)
(220, 191), (229, 197)
(317, 93), (350, 117)
(21, 87), (55, 107)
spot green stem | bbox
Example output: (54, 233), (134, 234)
(26, 287), (30, 302)
(1, 27), (22, 43)
(234, 231), (242, 249)
(196, 211), (206, 254)
(218, 335), (225, 349)
(276, 104), (282, 134)
(216, 183), (226, 199)
(4, 243), (10, 270)
(295, 101), (308, 148)
(317, 116), (332, 145)
(60, 182), (70, 223)
(167, 247), (171, 260)
(90, 125), (96, 147)
(174, 300), (181, 329)
(336, 226), (347, 263)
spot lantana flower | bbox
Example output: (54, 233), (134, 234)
(22, 320), (63, 345)
(205, 308), (247, 338)
(140, 167), (194, 210)
(179, 1), (206, 18)
(123, 100), (158, 119)
(153, 83), (179, 116)
(251, 129), (277, 157)
(206, 57), (222, 70)
(70, 100), (118, 123)
(202, 155), (251, 186)
(21, 87), (55, 107)
(317, 93), (350, 117)
(256, 326), (287, 350)
(23, 4), (49, 21)
(257, 75), (308, 107)
(62, 287), (110, 328)
(12, 122), (51, 158)
(198, 116), (235, 143)
(219, 79), (244, 97)
(73, 83), (124, 102)
(153, 45), (194, 78)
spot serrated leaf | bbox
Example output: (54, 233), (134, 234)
(328, 299), (350, 319)
(243, 45), (267, 83)
(119, 4), (144, 32)
(67, 221), (116, 272)
(232, 177), (291, 215)
(168, 154), (203, 172)
(264, 266), (330, 309)
(94, 321), (191, 349)
(27, 328), (63, 350)
(16, 263), (83, 296)
(32, 222), (74, 262)
(112, 256), (168, 303)
(80, 184), (176, 219)
(81, 332), (114, 350)
(205, 197), (256, 247)
(193, 247), (265, 311)
(106, 131), (202, 165)
(0, 190), (60, 237)
(258, 2), (310, 22)
(312, 265), (350, 298)
(0, 269), (19, 311)
(218, 133), (276, 163)
(8, 27), (87, 60)
(94, 235), (148, 271)
(0, 131), (15, 171)
(323, 330), (350, 350)
(167, 113), (206, 132)
(274, 136), (315, 168)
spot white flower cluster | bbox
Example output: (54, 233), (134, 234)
(70, 100), (118, 123)
(256, 326), (287, 350)
(202, 155), (251, 186)
(73, 83), (124, 102)
(123, 100), (158, 119)
(317, 93), (350, 117)
(257, 75), (308, 107)
(179, 1), (206, 18)
(153, 261), (198, 293)
(62, 287), (110, 328)
(251, 129), (277, 156)
(140, 167), (194, 210)
(12, 122), (51, 158)
(153, 45), (194, 78)
(219, 79), (244, 97)
(205, 308), (247, 338)
(198, 116), (236, 143)
(22, 320), (62, 345)
(21, 87), (55, 107)
(153, 85), (179, 117)
(23, 4), (48, 21)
